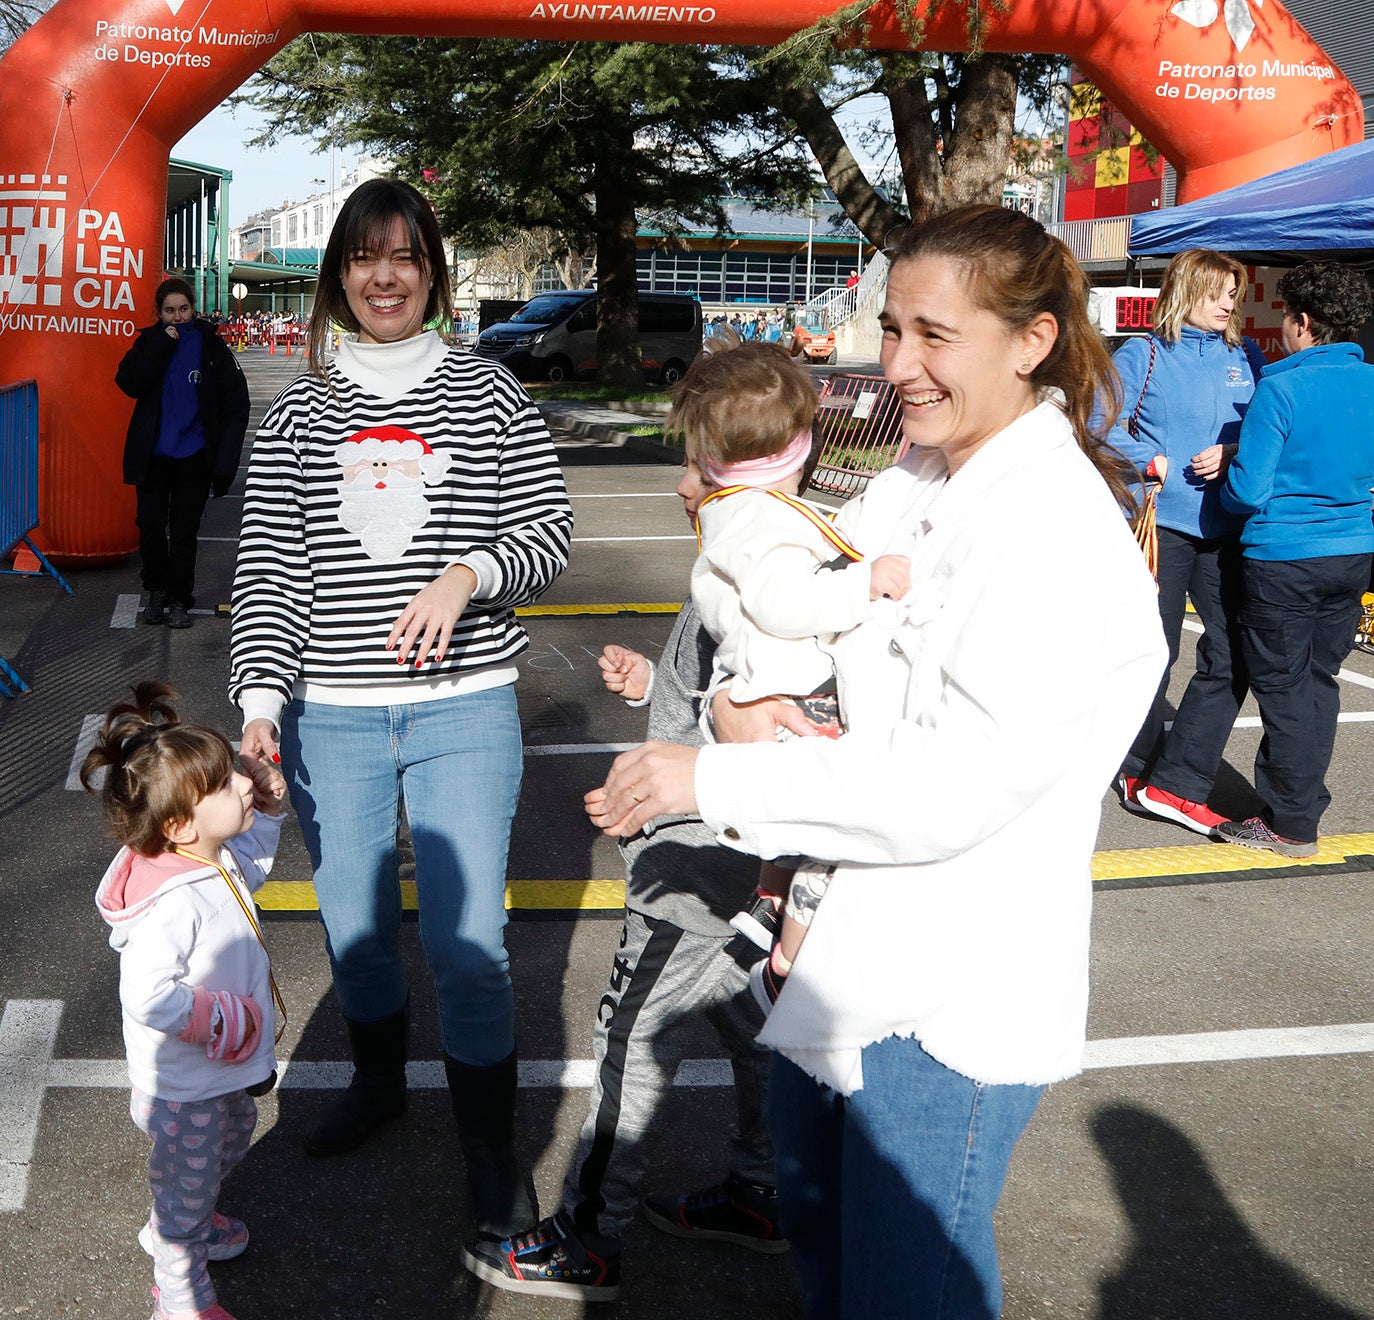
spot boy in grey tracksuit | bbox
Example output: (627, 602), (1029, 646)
(462, 600), (782, 1300)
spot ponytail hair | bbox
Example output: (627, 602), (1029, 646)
(888, 205), (1135, 514)
(81, 682), (236, 856)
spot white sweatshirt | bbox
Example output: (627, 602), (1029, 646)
(692, 486), (874, 703)
(95, 813), (283, 1101)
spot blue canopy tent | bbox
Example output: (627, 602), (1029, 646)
(1129, 140), (1374, 266)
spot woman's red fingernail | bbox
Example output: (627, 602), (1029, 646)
(271, 754), (281, 764)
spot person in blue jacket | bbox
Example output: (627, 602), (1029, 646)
(1216, 262), (1374, 858)
(1108, 249), (1267, 836)
(116, 278), (250, 629)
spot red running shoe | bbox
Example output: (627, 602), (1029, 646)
(1135, 785), (1229, 838)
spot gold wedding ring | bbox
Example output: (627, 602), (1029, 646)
(630, 786), (644, 804)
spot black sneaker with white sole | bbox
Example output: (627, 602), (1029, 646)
(641, 1175), (788, 1253)
(461, 1214), (621, 1301)
(728, 890), (782, 952)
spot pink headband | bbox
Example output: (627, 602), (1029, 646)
(699, 429), (813, 488)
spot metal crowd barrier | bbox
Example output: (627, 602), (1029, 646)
(809, 374), (910, 500)
(1, 379), (74, 696)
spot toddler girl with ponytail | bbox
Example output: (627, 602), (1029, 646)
(84, 682), (286, 1320)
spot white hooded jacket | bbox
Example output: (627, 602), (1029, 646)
(95, 813), (282, 1101)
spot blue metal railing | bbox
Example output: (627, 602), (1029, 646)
(1, 379), (73, 696)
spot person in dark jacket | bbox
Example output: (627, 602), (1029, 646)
(116, 277), (250, 628)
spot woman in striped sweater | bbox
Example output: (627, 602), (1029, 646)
(229, 178), (571, 1245)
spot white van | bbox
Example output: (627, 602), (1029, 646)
(474, 290), (702, 384)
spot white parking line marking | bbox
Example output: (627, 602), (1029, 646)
(23, 1021), (1374, 1096)
(65, 714), (104, 790)
(111, 596), (216, 627)
(0, 1000), (61, 1213)
(1082, 1022), (1374, 1069)
(111, 594), (139, 628)
(524, 742), (637, 757)
(5, 1000), (1370, 1211)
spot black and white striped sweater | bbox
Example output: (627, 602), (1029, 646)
(229, 346), (572, 714)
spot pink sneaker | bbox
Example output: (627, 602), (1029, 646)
(140, 1212), (249, 1262)
(1135, 785), (1229, 837)
(150, 1286), (237, 1320)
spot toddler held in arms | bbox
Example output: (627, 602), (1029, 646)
(672, 338), (909, 1008)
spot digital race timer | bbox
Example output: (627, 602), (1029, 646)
(1114, 293), (1157, 333)
(1088, 287), (1161, 338)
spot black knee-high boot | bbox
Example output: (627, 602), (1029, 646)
(303, 1001), (409, 1156)
(444, 1049), (538, 1240)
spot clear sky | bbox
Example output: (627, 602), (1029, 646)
(173, 101), (360, 227)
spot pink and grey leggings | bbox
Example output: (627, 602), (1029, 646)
(130, 1086), (256, 1313)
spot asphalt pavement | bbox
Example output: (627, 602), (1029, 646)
(0, 346), (1370, 1319)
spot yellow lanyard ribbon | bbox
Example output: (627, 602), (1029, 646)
(174, 846), (287, 1043)
(695, 485), (863, 561)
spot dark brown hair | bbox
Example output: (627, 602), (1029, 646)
(1276, 261), (1373, 346)
(888, 205), (1133, 513)
(307, 177), (454, 375)
(155, 277), (195, 313)
(668, 337), (818, 471)
(80, 682), (236, 856)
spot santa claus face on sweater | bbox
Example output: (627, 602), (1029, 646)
(334, 426), (453, 561)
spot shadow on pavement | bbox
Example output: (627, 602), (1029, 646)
(1093, 1103), (1368, 1320)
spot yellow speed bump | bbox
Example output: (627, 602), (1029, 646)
(256, 834), (1374, 916)
(516, 602), (682, 617)
(1092, 831), (1374, 882)
(257, 878), (627, 914)
(217, 603), (684, 620)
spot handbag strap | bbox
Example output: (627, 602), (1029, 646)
(174, 845), (288, 1042)
(1126, 336), (1158, 439)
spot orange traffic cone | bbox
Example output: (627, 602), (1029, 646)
(268, 333), (275, 355)
(284, 334), (293, 356)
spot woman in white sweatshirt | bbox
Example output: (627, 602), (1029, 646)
(587, 205), (1167, 1319)
(230, 179), (571, 1250)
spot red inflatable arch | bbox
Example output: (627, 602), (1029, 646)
(0, 0), (1362, 559)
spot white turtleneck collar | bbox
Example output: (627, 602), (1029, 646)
(332, 330), (451, 402)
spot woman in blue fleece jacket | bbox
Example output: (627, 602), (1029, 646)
(1216, 262), (1374, 857)
(1108, 249), (1267, 837)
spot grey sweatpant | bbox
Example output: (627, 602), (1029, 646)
(560, 908), (773, 1239)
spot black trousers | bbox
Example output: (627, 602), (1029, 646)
(136, 451), (210, 609)
(1124, 525), (1248, 800)
(1239, 553), (1372, 841)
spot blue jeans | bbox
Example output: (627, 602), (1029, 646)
(1238, 553), (1371, 841)
(770, 1036), (1042, 1320)
(281, 687), (522, 1063)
